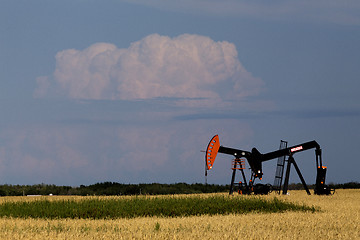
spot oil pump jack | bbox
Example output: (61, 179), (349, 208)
(205, 135), (334, 195)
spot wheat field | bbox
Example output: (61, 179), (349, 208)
(0, 189), (358, 239)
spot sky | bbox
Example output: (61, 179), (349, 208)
(1, 0), (359, 186)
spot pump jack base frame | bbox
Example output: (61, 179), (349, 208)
(229, 155), (333, 195)
(229, 159), (272, 195)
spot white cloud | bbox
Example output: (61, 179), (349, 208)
(35, 34), (263, 106)
(53, 43), (119, 100)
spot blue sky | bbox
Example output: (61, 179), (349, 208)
(1, 0), (359, 186)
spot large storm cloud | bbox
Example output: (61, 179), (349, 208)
(35, 34), (263, 105)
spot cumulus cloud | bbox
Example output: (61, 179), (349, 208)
(35, 34), (263, 105)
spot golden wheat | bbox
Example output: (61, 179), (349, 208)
(0, 189), (358, 239)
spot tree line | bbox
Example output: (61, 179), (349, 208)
(0, 182), (228, 196)
(0, 181), (358, 196)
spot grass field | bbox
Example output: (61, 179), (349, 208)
(0, 189), (359, 239)
(0, 195), (314, 219)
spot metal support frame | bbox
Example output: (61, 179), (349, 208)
(229, 158), (248, 195)
(229, 168), (237, 195)
(282, 156), (311, 195)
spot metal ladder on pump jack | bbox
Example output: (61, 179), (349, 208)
(273, 140), (288, 194)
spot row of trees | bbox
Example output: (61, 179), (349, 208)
(0, 182), (358, 196)
(0, 182), (229, 196)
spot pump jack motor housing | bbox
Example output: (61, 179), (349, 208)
(205, 135), (334, 195)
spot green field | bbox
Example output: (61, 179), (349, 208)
(0, 195), (314, 219)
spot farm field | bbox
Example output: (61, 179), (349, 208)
(0, 189), (359, 239)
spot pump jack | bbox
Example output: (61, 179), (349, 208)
(205, 135), (334, 195)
